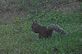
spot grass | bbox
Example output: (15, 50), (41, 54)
(0, 5), (82, 54)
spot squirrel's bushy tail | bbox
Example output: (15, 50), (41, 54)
(48, 24), (67, 35)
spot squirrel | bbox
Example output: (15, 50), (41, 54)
(31, 20), (67, 38)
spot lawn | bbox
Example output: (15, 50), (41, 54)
(0, 9), (82, 54)
(0, 0), (82, 54)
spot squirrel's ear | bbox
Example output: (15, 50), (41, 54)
(33, 20), (37, 23)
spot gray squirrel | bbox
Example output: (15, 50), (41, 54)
(31, 20), (67, 38)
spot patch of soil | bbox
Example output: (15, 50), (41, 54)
(0, 1), (81, 24)
(57, 2), (80, 12)
(0, 10), (27, 24)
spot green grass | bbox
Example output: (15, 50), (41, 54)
(0, 10), (82, 54)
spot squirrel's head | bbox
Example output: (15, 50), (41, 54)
(32, 20), (38, 24)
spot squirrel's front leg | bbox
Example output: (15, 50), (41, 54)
(38, 34), (42, 38)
